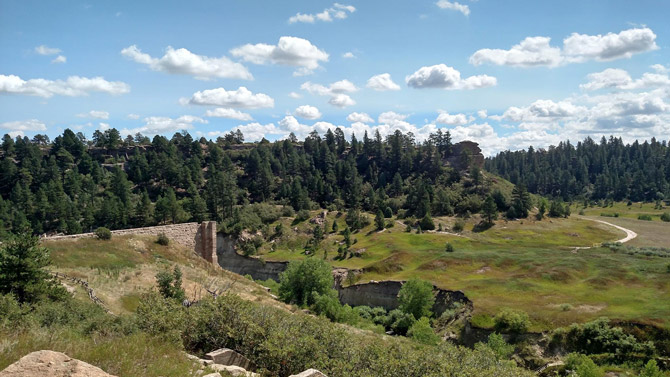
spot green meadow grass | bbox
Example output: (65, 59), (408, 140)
(259, 211), (670, 331)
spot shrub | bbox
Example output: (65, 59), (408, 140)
(408, 317), (439, 345)
(638, 214), (653, 221)
(485, 333), (514, 360)
(398, 278), (435, 320)
(661, 212), (670, 222)
(295, 209), (310, 222)
(388, 309), (416, 335)
(564, 353), (602, 377)
(278, 258), (334, 306)
(453, 219), (465, 233)
(135, 293), (532, 377)
(95, 227), (112, 240)
(639, 360), (664, 377)
(551, 317), (655, 359)
(494, 308), (530, 334)
(445, 242), (455, 253)
(419, 214), (435, 231)
(0, 233), (67, 303)
(155, 266), (185, 302)
(156, 233), (170, 246)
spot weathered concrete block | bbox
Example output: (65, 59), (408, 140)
(205, 348), (253, 370)
(289, 369), (328, 377)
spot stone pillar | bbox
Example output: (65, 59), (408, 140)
(206, 221), (217, 265)
(196, 221), (217, 264)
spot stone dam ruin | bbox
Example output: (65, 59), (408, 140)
(44, 221), (471, 314)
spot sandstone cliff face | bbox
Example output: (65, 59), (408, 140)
(0, 350), (116, 377)
(447, 141), (485, 170)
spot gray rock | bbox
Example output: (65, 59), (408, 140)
(289, 369), (328, 377)
(205, 348), (254, 371)
(209, 364), (259, 376)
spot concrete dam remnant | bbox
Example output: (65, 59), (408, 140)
(210, 232), (471, 315)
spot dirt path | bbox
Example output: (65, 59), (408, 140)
(590, 219), (637, 243)
(569, 217), (638, 252)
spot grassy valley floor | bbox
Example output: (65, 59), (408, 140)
(258, 209), (670, 332)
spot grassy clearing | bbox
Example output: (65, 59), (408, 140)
(575, 201), (669, 222)
(43, 235), (283, 314)
(0, 330), (203, 377)
(258, 210), (670, 331)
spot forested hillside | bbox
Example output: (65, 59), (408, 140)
(0, 127), (491, 237)
(486, 136), (670, 202)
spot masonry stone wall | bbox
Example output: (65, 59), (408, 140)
(43, 222), (216, 260)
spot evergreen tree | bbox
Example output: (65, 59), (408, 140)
(482, 195), (498, 224)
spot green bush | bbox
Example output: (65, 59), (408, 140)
(453, 219), (465, 233)
(419, 214), (436, 231)
(156, 233), (170, 246)
(445, 242), (455, 253)
(564, 353), (602, 377)
(638, 214), (653, 221)
(407, 317), (439, 345)
(551, 317), (655, 359)
(660, 212), (670, 222)
(95, 227), (112, 240)
(278, 258), (334, 306)
(493, 308), (530, 334)
(0, 233), (67, 304)
(483, 333), (514, 360)
(639, 360), (664, 377)
(155, 266), (185, 302)
(141, 293), (533, 377)
(398, 278), (435, 320)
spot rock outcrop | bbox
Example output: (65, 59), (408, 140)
(0, 350), (116, 377)
(205, 348), (254, 371)
(289, 369), (328, 377)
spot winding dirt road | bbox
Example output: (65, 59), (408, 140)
(590, 219), (638, 243)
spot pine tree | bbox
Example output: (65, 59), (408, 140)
(375, 210), (385, 230)
(482, 195), (498, 224)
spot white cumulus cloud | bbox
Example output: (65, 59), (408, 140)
(470, 27), (658, 68)
(121, 115), (207, 136)
(0, 74), (130, 98)
(301, 79), (358, 107)
(51, 55), (67, 64)
(436, 111), (470, 126)
(346, 112), (374, 123)
(76, 110), (109, 119)
(121, 45), (252, 80)
(288, 3), (356, 24)
(435, 0), (470, 16)
(366, 73), (401, 91)
(342, 52), (355, 59)
(580, 68), (670, 91)
(230, 36), (328, 76)
(204, 108), (253, 121)
(35, 45), (61, 55)
(294, 105), (322, 120)
(0, 119), (47, 133)
(405, 64), (497, 89)
(184, 87), (274, 109)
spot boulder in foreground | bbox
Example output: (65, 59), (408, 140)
(0, 350), (116, 377)
(289, 369), (328, 377)
(205, 348), (254, 370)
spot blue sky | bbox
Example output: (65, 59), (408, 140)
(1, 0), (669, 155)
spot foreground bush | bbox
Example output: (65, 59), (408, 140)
(94, 227), (112, 240)
(494, 308), (530, 334)
(278, 258), (334, 306)
(551, 317), (655, 361)
(138, 292), (533, 377)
